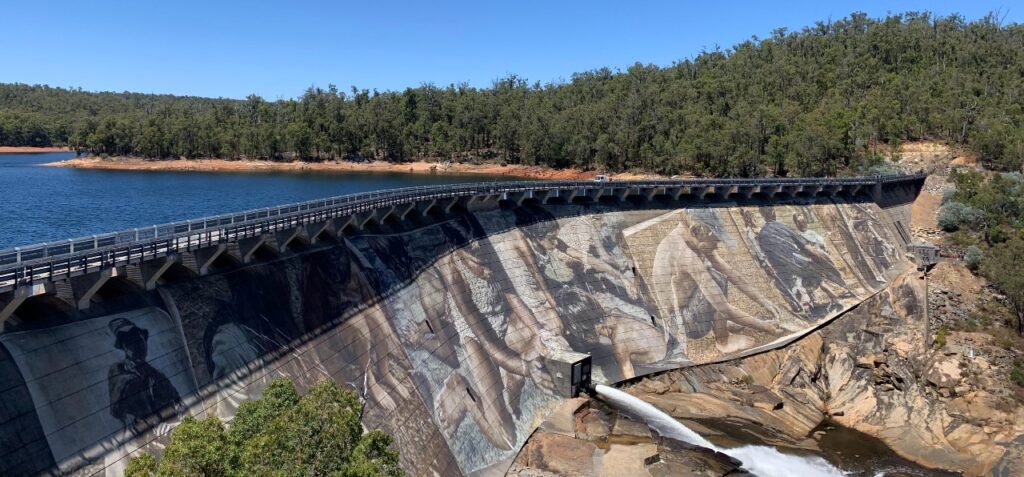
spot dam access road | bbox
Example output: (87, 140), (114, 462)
(0, 174), (924, 476)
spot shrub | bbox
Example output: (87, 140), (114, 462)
(126, 379), (404, 477)
(865, 162), (902, 176)
(935, 327), (948, 349)
(962, 207), (987, 229)
(1011, 364), (1024, 387)
(938, 202), (966, 231)
(1003, 171), (1024, 185)
(124, 454), (156, 477)
(938, 202), (986, 231)
(964, 246), (984, 271)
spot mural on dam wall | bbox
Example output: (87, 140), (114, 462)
(0, 305), (196, 476)
(0, 198), (909, 477)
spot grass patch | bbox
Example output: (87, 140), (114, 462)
(1011, 359), (1024, 387)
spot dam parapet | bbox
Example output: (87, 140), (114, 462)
(0, 174), (923, 476)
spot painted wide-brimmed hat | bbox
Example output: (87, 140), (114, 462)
(108, 317), (148, 350)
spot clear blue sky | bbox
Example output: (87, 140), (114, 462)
(1, 1), (1019, 99)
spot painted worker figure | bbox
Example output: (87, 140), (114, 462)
(756, 207), (849, 316)
(793, 213), (827, 250)
(511, 206), (664, 380)
(107, 318), (182, 429)
(432, 218), (556, 403)
(204, 316), (273, 420)
(653, 212), (784, 356)
(813, 203), (884, 289)
(848, 204), (897, 271)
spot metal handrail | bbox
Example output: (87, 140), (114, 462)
(0, 173), (925, 291)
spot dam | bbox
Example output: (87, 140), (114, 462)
(0, 174), (924, 476)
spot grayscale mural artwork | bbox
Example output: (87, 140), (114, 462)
(0, 198), (913, 476)
(0, 307), (195, 476)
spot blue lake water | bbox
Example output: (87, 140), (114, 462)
(0, 153), (518, 249)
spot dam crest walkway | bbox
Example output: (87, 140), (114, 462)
(0, 173), (925, 323)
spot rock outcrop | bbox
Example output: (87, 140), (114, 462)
(627, 271), (1024, 476)
(506, 399), (747, 477)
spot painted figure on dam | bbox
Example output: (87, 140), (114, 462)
(512, 205), (663, 381)
(383, 216), (556, 466)
(0, 307), (197, 476)
(173, 265), (302, 423)
(650, 209), (785, 355)
(202, 300), (276, 419)
(298, 239), (415, 414)
(754, 206), (851, 315)
(107, 317), (184, 429)
(345, 217), (530, 470)
(813, 201), (886, 290)
(848, 202), (901, 271)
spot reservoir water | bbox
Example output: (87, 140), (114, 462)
(0, 152), (516, 249)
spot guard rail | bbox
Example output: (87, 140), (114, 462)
(0, 173), (925, 291)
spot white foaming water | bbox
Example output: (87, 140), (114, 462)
(594, 384), (847, 477)
(725, 445), (847, 477)
(593, 383), (716, 448)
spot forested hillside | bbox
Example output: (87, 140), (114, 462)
(2, 12), (1022, 177)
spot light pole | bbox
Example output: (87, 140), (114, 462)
(908, 242), (939, 347)
(921, 262), (932, 347)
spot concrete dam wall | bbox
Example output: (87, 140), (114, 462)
(0, 195), (916, 476)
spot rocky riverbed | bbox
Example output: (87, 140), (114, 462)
(625, 270), (1024, 476)
(505, 397), (750, 477)
(506, 389), (956, 477)
(509, 268), (1024, 476)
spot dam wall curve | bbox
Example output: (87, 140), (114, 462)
(0, 194), (916, 476)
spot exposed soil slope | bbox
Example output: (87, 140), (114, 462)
(43, 156), (663, 180)
(0, 146), (70, 153)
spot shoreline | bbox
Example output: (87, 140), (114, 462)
(0, 146), (71, 153)
(43, 156), (664, 181)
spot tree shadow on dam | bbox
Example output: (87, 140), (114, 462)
(0, 193), (911, 477)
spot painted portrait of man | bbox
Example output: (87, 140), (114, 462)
(107, 317), (183, 429)
(0, 307), (196, 476)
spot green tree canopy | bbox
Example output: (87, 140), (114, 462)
(3, 11), (1024, 176)
(125, 379), (403, 477)
(946, 171), (1024, 335)
(981, 237), (1024, 335)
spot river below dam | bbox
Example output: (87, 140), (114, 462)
(593, 385), (960, 477)
(0, 152), (516, 249)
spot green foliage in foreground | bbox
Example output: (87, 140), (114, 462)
(3, 12), (1024, 176)
(125, 379), (403, 477)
